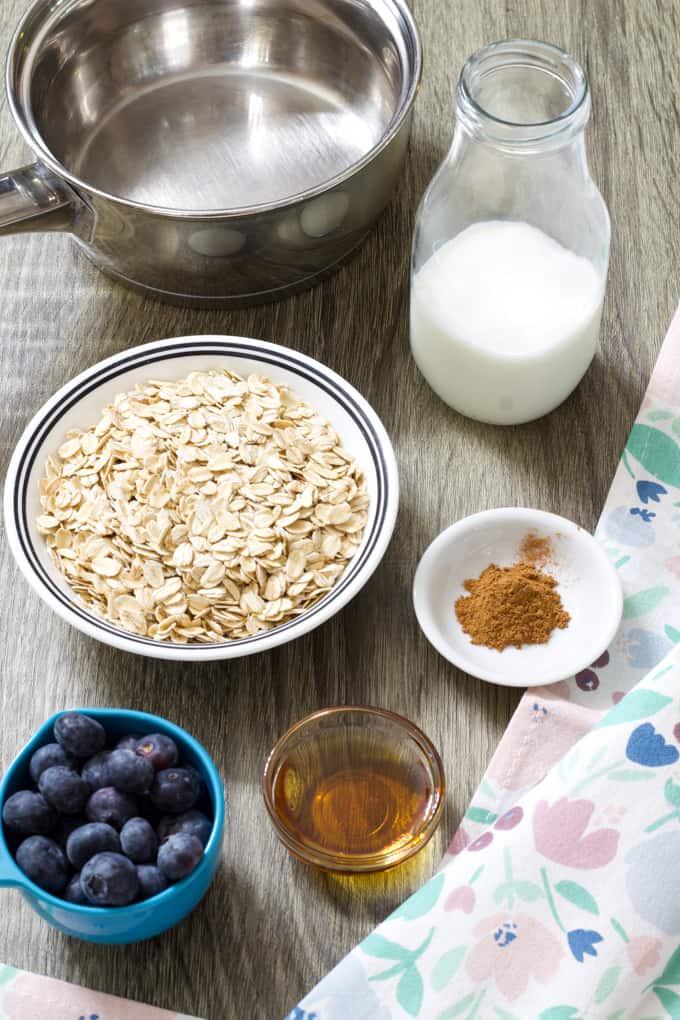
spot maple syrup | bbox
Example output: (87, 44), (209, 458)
(265, 707), (445, 872)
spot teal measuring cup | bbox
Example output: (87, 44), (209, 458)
(0, 708), (224, 943)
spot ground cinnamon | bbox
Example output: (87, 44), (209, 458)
(455, 546), (570, 651)
(518, 532), (554, 569)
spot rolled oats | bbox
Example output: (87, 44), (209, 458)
(38, 369), (369, 643)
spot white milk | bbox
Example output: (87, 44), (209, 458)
(410, 220), (605, 425)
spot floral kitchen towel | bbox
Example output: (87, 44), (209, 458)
(0, 963), (203, 1020)
(291, 647), (680, 1019)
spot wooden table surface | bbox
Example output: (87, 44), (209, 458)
(0, 0), (678, 1017)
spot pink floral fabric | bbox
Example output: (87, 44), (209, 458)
(533, 797), (619, 869)
(0, 965), (201, 1020)
(465, 912), (563, 1001)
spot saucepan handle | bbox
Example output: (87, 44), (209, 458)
(0, 162), (78, 236)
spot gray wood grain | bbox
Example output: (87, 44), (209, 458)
(0, 0), (678, 1016)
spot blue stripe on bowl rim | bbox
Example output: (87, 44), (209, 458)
(12, 339), (390, 651)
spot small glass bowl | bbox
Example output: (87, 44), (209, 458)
(262, 706), (445, 873)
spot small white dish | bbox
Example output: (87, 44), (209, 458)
(413, 508), (623, 687)
(4, 335), (398, 662)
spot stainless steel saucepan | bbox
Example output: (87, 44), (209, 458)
(0, 0), (421, 306)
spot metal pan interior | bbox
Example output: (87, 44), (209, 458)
(17, 0), (414, 213)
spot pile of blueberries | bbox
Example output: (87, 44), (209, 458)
(1, 712), (212, 906)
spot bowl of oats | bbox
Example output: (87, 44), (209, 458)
(4, 336), (398, 660)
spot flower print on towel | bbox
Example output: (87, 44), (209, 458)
(637, 480), (668, 505)
(533, 798), (619, 869)
(627, 935), (663, 975)
(623, 628), (674, 670)
(446, 825), (470, 855)
(604, 505), (656, 547)
(626, 831), (680, 934)
(626, 722), (679, 766)
(464, 913), (563, 1001)
(444, 885), (476, 914)
(566, 928), (603, 962)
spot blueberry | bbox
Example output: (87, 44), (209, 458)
(86, 787), (138, 830)
(120, 817), (158, 864)
(150, 768), (200, 814)
(158, 810), (212, 848)
(115, 733), (143, 751)
(38, 766), (90, 815)
(53, 814), (87, 847)
(104, 749), (154, 795)
(134, 794), (163, 827)
(81, 852), (139, 906)
(157, 832), (203, 881)
(135, 734), (178, 772)
(136, 864), (170, 900)
(185, 765), (204, 796)
(2, 791), (56, 835)
(16, 836), (68, 894)
(65, 872), (89, 905)
(54, 712), (106, 758)
(81, 751), (112, 792)
(29, 743), (76, 784)
(66, 822), (121, 870)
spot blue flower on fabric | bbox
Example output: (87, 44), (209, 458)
(567, 929), (603, 962)
(284, 1009), (317, 1020)
(630, 507), (656, 522)
(636, 480), (668, 504)
(493, 921), (518, 947)
(626, 722), (679, 767)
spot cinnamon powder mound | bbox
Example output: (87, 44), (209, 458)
(455, 558), (570, 651)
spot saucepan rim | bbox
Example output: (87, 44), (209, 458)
(5, 0), (423, 219)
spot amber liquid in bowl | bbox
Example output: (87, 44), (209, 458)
(269, 712), (444, 869)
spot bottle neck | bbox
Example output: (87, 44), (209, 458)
(455, 39), (591, 155)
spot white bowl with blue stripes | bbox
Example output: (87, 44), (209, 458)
(4, 335), (398, 661)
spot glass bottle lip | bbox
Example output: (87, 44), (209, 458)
(457, 38), (590, 148)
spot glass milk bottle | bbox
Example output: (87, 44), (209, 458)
(410, 40), (610, 425)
